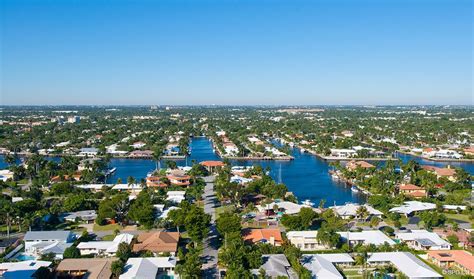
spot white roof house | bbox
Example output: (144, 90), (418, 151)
(24, 231), (75, 259)
(166, 191), (186, 204)
(120, 257), (177, 279)
(76, 184), (113, 191)
(257, 201), (315, 215)
(337, 230), (395, 247)
(395, 230), (451, 250)
(330, 203), (383, 219)
(367, 252), (442, 279)
(389, 201), (436, 216)
(251, 254), (298, 279)
(286, 231), (328, 251)
(112, 184), (143, 192)
(0, 260), (51, 279)
(301, 253), (354, 279)
(77, 233), (134, 256)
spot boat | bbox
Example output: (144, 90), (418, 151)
(351, 186), (359, 193)
(302, 199), (315, 207)
(105, 167), (116, 176)
(300, 148), (306, 153)
(331, 173), (340, 180)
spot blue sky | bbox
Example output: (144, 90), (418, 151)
(1, 0), (472, 105)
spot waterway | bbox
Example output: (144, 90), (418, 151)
(1, 137), (472, 206)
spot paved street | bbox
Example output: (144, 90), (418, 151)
(202, 176), (219, 279)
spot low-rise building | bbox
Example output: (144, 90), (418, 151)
(345, 160), (375, 171)
(56, 258), (115, 279)
(243, 228), (283, 246)
(433, 228), (474, 249)
(24, 230), (75, 259)
(427, 250), (474, 276)
(79, 147), (98, 157)
(251, 254), (298, 279)
(62, 210), (97, 223)
(367, 252), (442, 279)
(166, 174), (191, 186)
(257, 201), (314, 216)
(395, 230), (451, 250)
(389, 201), (436, 217)
(398, 184), (427, 198)
(120, 257), (177, 279)
(0, 260), (51, 279)
(301, 253), (354, 279)
(77, 233), (134, 256)
(330, 149), (357, 158)
(200, 161), (225, 173)
(330, 203), (383, 220)
(287, 231), (327, 250)
(166, 191), (186, 204)
(132, 232), (180, 256)
(422, 165), (457, 181)
(337, 230), (395, 247)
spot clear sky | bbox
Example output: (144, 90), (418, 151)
(1, 0), (472, 106)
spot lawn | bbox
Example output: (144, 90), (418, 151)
(101, 234), (116, 241)
(215, 205), (236, 217)
(444, 213), (472, 223)
(93, 223), (121, 232)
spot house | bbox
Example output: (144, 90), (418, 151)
(77, 233), (134, 256)
(251, 254), (298, 279)
(56, 258), (115, 279)
(433, 150), (463, 159)
(79, 147), (98, 157)
(24, 230), (75, 259)
(0, 260), (51, 279)
(341, 130), (354, 137)
(330, 203), (383, 220)
(286, 231), (328, 250)
(76, 183), (113, 192)
(131, 141), (146, 149)
(463, 147), (474, 156)
(367, 252), (442, 279)
(427, 250), (474, 276)
(78, 158), (102, 171)
(62, 210), (97, 223)
(132, 232), (180, 255)
(242, 229), (283, 246)
(398, 184), (427, 198)
(166, 191), (186, 204)
(146, 176), (168, 188)
(120, 257), (177, 279)
(330, 149), (357, 158)
(223, 142), (239, 155)
(0, 169), (14, 182)
(230, 175), (253, 185)
(166, 174), (191, 186)
(422, 165), (457, 181)
(337, 230), (395, 247)
(129, 150), (153, 158)
(112, 183), (142, 193)
(301, 253), (354, 279)
(257, 201), (315, 216)
(389, 201), (436, 217)
(433, 228), (474, 249)
(200, 161), (225, 173)
(346, 160), (375, 171)
(50, 173), (82, 183)
(395, 230), (451, 250)
(0, 237), (21, 254)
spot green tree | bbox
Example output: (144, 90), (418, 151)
(63, 246), (81, 258)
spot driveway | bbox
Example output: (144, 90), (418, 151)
(201, 176), (219, 279)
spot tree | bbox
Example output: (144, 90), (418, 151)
(116, 242), (131, 262)
(111, 260), (125, 277)
(446, 234), (459, 246)
(63, 246), (81, 258)
(128, 190), (155, 229)
(216, 212), (242, 236)
(176, 248), (202, 278)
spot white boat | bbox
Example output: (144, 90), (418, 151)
(105, 167), (116, 176)
(300, 148), (306, 153)
(351, 186), (359, 193)
(302, 199), (315, 207)
(331, 173), (340, 180)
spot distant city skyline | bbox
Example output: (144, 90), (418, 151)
(1, 0), (472, 105)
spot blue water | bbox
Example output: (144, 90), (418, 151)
(14, 253), (36, 261)
(1, 138), (472, 205)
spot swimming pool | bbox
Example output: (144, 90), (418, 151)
(14, 253), (36, 261)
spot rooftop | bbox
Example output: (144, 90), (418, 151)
(367, 252), (442, 278)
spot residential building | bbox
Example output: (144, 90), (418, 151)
(166, 174), (191, 186)
(337, 230), (395, 247)
(166, 191), (186, 204)
(433, 228), (474, 249)
(67, 116), (80, 123)
(146, 176), (168, 188)
(129, 150), (153, 158)
(0, 260), (51, 279)
(120, 257), (177, 279)
(132, 231), (179, 256)
(367, 252), (442, 279)
(251, 254), (298, 279)
(301, 253), (354, 279)
(395, 230), (451, 250)
(243, 229), (283, 246)
(330, 149), (357, 158)
(79, 147), (98, 157)
(24, 230), (75, 259)
(0, 170), (14, 182)
(112, 183), (143, 193)
(427, 250), (474, 276)
(77, 233), (134, 256)
(389, 201), (436, 217)
(200, 160), (225, 173)
(131, 141), (146, 149)
(422, 165), (457, 181)
(0, 237), (20, 254)
(345, 160), (375, 171)
(398, 184), (427, 198)
(56, 258), (115, 279)
(287, 231), (327, 250)
(330, 203), (383, 220)
(257, 201), (315, 216)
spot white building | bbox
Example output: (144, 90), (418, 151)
(389, 201), (436, 216)
(120, 257), (177, 279)
(367, 252), (442, 279)
(257, 201), (316, 215)
(287, 231), (327, 251)
(301, 253), (354, 279)
(433, 149), (463, 159)
(24, 231), (75, 259)
(67, 116), (80, 123)
(0, 260), (51, 279)
(395, 230), (451, 250)
(77, 233), (134, 256)
(330, 203), (383, 220)
(79, 147), (98, 157)
(0, 169), (14, 182)
(330, 149), (357, 158)
(166, 191), (186, 204)
(337, 230), (395, 247)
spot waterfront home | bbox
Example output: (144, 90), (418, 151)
(223, 142), (239, 155)
(62, 210), (97, 223)
(389, 201), (436, 217)
(146, 176), (168, 188)
(395, 230), (451, 250)
(433, 149), (463, 159)
(78, 158), (102, 171)
(132, 231), (180, 256)
(367, 252), (442, 279)
(230, 175), (253, 185)
(120, 257), (177, 279)
(398, 184), (427, 198)
(463, 146), (474, 156)
(200, 160), (225, 173)
(129, 150), (153, 158)
(286, 231), (328, 250)
(79, 147), (98, 157)
(345, 160), (375, 171)
(166, 174), (191, 186)
(422, 165), (457, 181)
(427, 250), (474, 276)
(24, 230), (75, 259)
(112, 183), (142, 194)
(257, 201), (314, 216)
(131, 141), (146, 149)
(251, 254), (298, 279)
(164, 144), (180, 156)
(0, 260), (51, 279)
(301, 253), (354, 279)
(433, 228), (474, 249)
(166, 191), (186, 204)
(337, 230), (395, 247)
(77, 233), (134, 256)
(56, 258), (115, 279)
(50, 172), (82, 183)
(330, 148), (357, 158)
(242, 228), (283, 246)
(0, 169), (14, 182)
(330, 203), (383, 220)
(76, 183), (113, 192)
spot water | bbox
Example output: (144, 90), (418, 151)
(14, 253), (36, 261)
(1, 138), (472, 205)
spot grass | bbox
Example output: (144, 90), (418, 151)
(93, 223), (120, 232)
(444, 213), (472, 223)
(215, 205), (236, 217)
(101, 234), (116, 241)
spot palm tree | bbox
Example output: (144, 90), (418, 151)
(356, 206), (369, 221)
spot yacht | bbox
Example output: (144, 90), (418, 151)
(351, 186), (359, 193)
(302, 199), (315, 207)
(105, 167), (116, 176)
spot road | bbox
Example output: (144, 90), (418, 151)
(201, 175), (219, 279)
